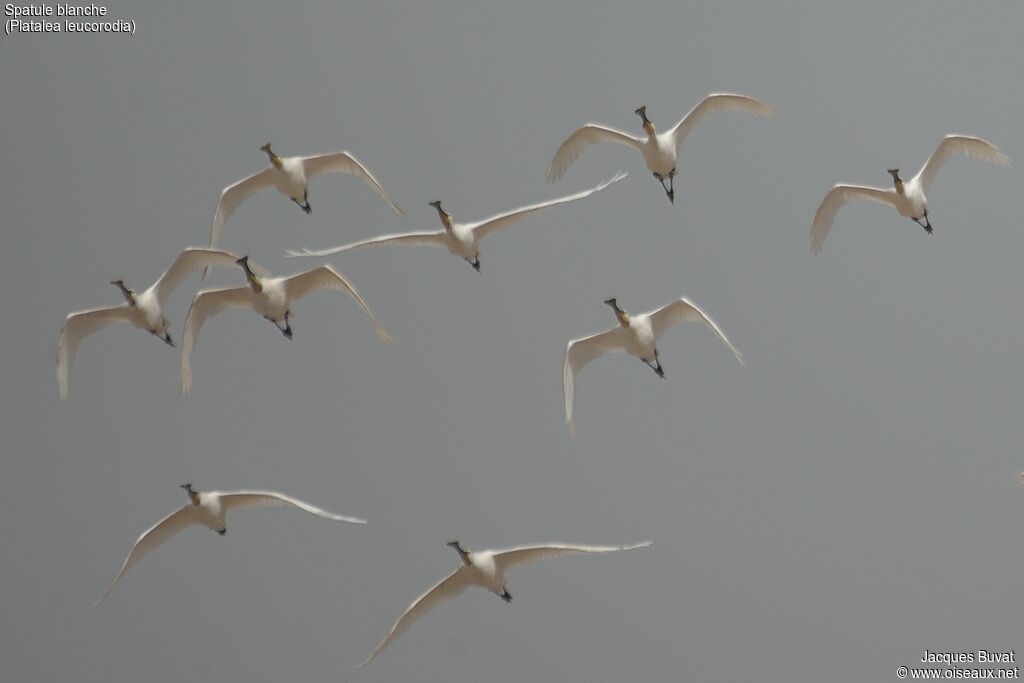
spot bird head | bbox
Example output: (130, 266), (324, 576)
(110, 279), (137, 305)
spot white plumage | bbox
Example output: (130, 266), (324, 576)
(350, 539), (652, 675)
(180, 257), (391, 393)
(93, 483), (365, 606)
(548, 93), (777, 202)
(811, 134), (1009, 254)
(57, 247), (244, 401)
(285, 173), (626, 272)
(564, 297), (744, 438)
(207, 144), (404, 259)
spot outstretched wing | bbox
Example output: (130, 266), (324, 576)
(563, 327), (626, 438)
(810, 184), (897, 255)
(668, 93), (777, 152)
(179, 286), (256, 394)
(300, 151), (404, 216)
(472, 172), (627, 241)
(218, 490), (366, 524)
(492, 540), (653, 573)
(547, 124), (644, 182)
(57, 304), (133, 401)
(915, 134), (1009, 193)
(281, 265), (391, 346)
(353, 568), (472, 671)
(285, 231), (448, 259)
(208, 168), (276, 252)
(647, 298), (744, 365)
(92, 505), (198, 607)
(152, 247), (244, 307)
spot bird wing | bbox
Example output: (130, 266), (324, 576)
(546, 124), (644, 182)
(300, 152), (404, 216)
(472, 172), (627, 241)
(668, 92), (778, 152)
(217, 490), (366, 524)
(810, 184), (897, 255)
(57, 304), (133, 401)
(179, 286), (256, 394)
(915, 134), (1009, 193)
(563, 327), (627, 438)
(353, 567), (473, 671)
(492, 540), (653, 573)
(208, 168), (276, 252)
(285, 231), (449, 258)
(152, 247), (244, 307)
(647, 297), (744, 365)
(92, 504), (198, 607)
(281, 265), (392, 346)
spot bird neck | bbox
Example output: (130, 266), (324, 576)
(642, 120), (656, 138)
(239, 260), (263, 293)
(450, 543), (472, 566)
(432, 207), (453, 231)
(115, 282), (137, 306)
(615, 310), (631, 328)
(893, 178), (904, 194)
(264, 149), (283, 170)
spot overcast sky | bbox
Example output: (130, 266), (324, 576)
(2, 1), (1021, 681)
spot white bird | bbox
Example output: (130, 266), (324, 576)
(180, 256), (391, 393)
(811, 134), (1009, 254)
(547, 93), (777, 202)
(285, 173), (626, 272)
(349, 539), (652, 675)
(207, 143), (404, 256)
(93, 482), (365, 606)
(56, 247), (245, 401)
(564, 297), (744, 438)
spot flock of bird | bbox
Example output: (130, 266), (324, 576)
(58, 90), (1010, 677)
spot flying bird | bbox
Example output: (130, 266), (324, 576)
(547, 93), (777, 202)
(564, 297), (744, 437)
(180, 256), (391, 393)
(57, 247), (245, 401)
(286, 173), (626, 272)
(207, 143), (404, 258)
(93, 482), (365, 606)
(349, 539), (652, 675)
(811, 134), (1009, 254)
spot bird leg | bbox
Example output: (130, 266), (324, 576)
(499, 588), (512, 603)
(150, 330), (174, 347)
(654, 172), (674, 203)
(266, 314), (293, 339)
(215, 527), (226, 536)
(468, 256), (481, 273)
(667, 169), (676, 204)
(646, 350), (665, 379)
(301, 191), (312, 215)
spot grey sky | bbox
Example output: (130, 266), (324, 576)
(1, 1), (1021, 681)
